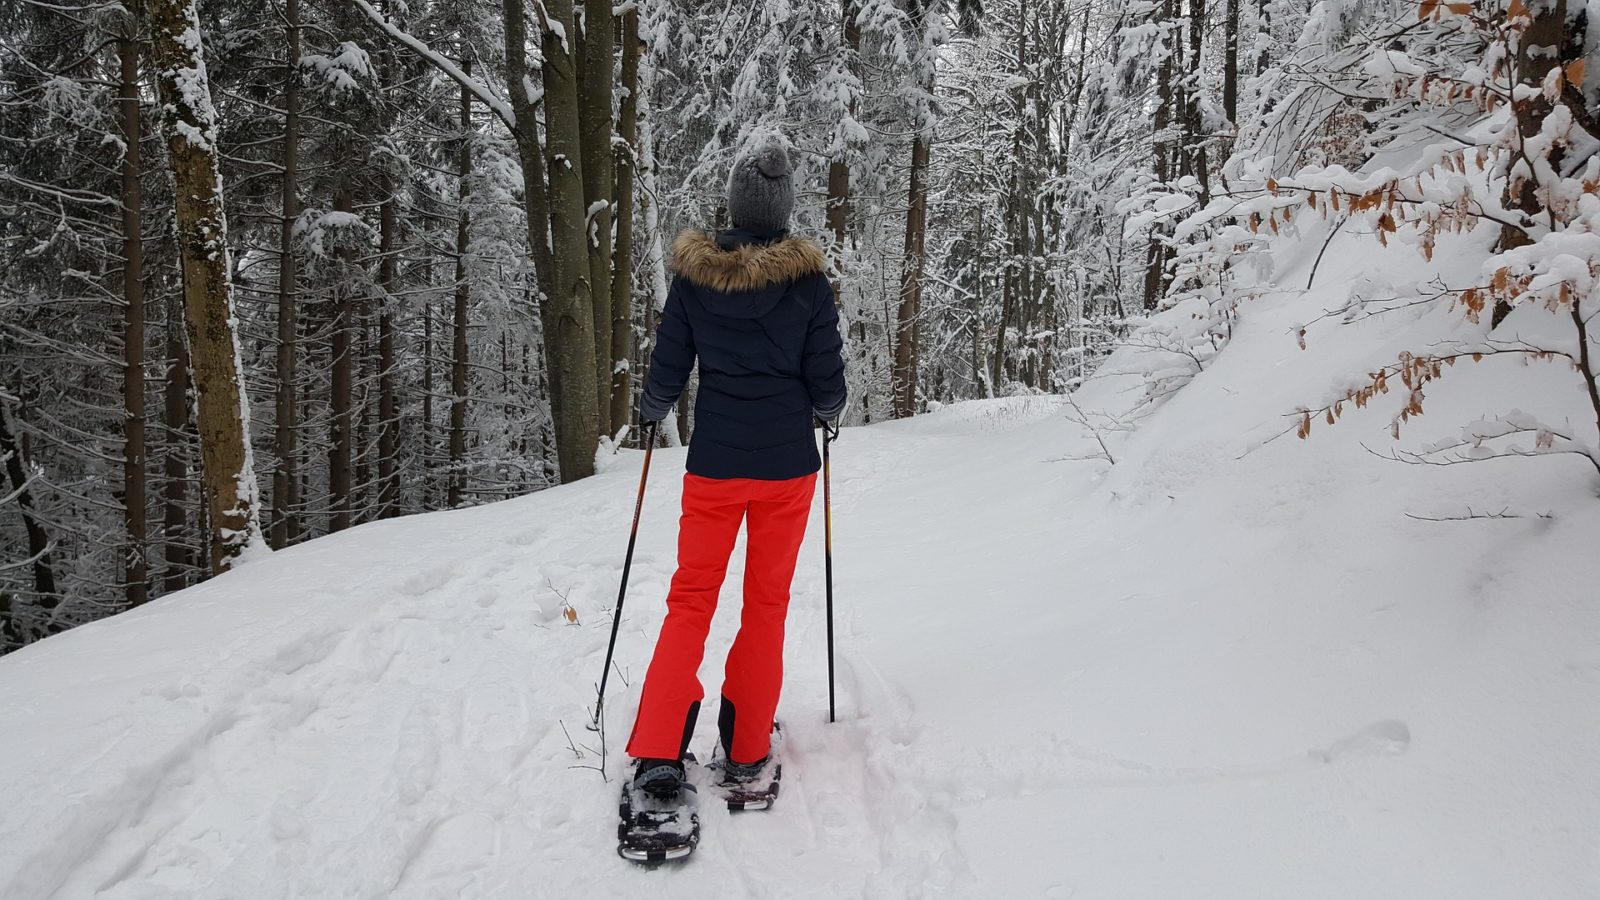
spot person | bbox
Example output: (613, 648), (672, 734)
(625, 131), (847, 797)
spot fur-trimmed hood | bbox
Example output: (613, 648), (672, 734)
(672, 230), (826, 293)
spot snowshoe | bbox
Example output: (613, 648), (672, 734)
(707, 722), (783, 812)
(617, 757), (699, 863)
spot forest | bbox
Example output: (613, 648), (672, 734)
(4, 0), (1598, 653)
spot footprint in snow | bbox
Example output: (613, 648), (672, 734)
(154, 680), (202, 701)
(1308, 719), (1411, 764)
(393, 702), (443, 806)
(397, 564), (457, 597)
(503, 529), (547, 548)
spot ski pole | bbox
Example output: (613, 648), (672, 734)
(822, 420), (836, 724)
(591, 421), (658, 731)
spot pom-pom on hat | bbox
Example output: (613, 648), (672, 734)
(726, 130), (795, 232)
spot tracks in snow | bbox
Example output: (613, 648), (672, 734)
(15, 438), (973, 898)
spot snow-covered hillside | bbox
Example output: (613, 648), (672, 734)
(3, 207), (1598, 899)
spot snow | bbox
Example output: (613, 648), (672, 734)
(3, 199), (1600, 896)
(301, 42), (376, 93)
(544, 15), (570, 56)
(1365, 49), (1427, 78)
(161, 16), (223, 155)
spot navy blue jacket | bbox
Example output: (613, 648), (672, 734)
(641, 227), (847, 481)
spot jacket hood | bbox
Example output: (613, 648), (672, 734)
(672, 230), (826, 294)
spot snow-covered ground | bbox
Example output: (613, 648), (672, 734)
(3, 207), (1599, 898)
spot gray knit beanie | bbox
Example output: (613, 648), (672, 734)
(726, 131), (794, 231)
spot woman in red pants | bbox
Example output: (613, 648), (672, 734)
(626, 131), (846, 796)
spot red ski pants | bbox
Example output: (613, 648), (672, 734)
(627, 471), (817, 765)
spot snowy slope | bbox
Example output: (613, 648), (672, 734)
(3, 209), (1599, 899)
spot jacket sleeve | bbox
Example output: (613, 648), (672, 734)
(802, 275), (848, 422)
(640, 277), (695, 423)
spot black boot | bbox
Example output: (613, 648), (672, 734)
(632, 758), (693, 799)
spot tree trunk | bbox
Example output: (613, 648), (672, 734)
(273, 0), (301, 549)
(893, 0), (937, 419)
(611, 8), (640, 434)
(163, 288), (190, 592)
(638, 62), (675, 444)
(329, 177), (355, 532)
(0, 403), (58, 616)
(377, 21), (399, 519)
(825, 0), (861, 254)
(894, 131), (931, 418)
(1001, 0), (1031, 391)
(1186, 0), (1210, 205)
(421, 266), (434, 507)
(676, 377), (694, 443)
(537, 0), (601, 480)
(520, 341), (532, 467)
(450, 77), (471, 509)
(1495, 0), (1569, 326)
(377, 293), (397, 515)
(578, 0), (616, 428)
(992, 201), (1010, 391)
(975, 203), (990, 397)
(504, 0), (553, 292)
(1024, 3), (1046, 390)
(1223, 0), (1239, 125)
(355, 309), (372, 522)
(118, 20), (148, 606)
(1143, 0), (1177, 311)
(1030, 198), (1048, 389)
(0, 593), (20, 651)
(1255, 0), (1269, 76)
(506, 0), (599, 483)
(147, 0), (263, 573)
(502, 330), (511, 403)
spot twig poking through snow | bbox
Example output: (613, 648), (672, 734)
(1404, 507), (1554, 522)
(1061, 394), (1122, 465)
